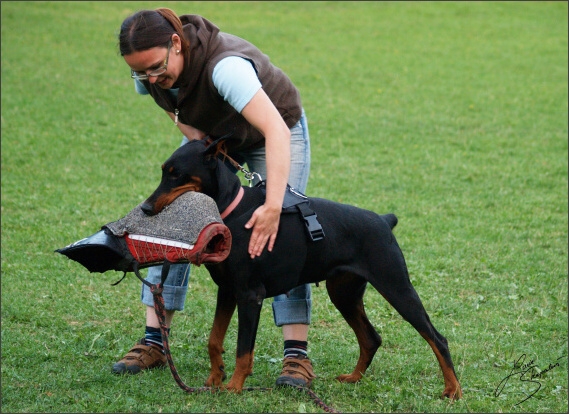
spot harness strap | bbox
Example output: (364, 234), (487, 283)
(255, 180), (325, 242)
(296, 202), (325, 242)
(214, 144), (324, 242)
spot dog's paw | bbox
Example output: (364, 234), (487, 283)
(442, 384), (462, 400)
(335, 372), (363, 383)
(223, 381), (244, 393)
(205, 369), (226, 387)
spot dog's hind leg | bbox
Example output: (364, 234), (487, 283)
(206, 286), (236, 387)
(419, 324), (463, 400)
(326, 273), (382, 383)
(368, 255), (462, 400)
(384, 291), (461, 399)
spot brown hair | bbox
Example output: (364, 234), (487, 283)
(118, 8), (189, 56)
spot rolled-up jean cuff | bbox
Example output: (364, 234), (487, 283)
(272, 298), (312, 326)
(142, 284), (189, 311)
(140, 264), (190, 311)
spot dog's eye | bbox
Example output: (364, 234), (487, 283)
(167, 166), (181, 180)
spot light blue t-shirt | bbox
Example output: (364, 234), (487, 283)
(133, 56), (261, 113)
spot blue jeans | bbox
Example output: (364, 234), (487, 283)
(142, 110), (312, 326)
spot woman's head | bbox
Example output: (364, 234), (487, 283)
(119, 8), (188, 55)
(119, 8), (188, 88)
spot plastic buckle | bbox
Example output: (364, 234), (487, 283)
(304, 214), (325, 241)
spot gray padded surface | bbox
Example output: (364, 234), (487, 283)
(104, 192), (222, 245)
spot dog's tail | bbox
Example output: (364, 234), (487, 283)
(381, 213), (398, 230)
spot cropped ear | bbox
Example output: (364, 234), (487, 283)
(204, 131), (234, 158)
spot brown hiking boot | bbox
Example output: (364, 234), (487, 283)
(275, 355), (316, 388)
(112, 339), (166, 375)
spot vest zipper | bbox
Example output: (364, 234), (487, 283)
(174, 109), (179, 126)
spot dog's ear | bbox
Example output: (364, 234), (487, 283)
(204, 131), (234, 158)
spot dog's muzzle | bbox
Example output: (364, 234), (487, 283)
(56, 192), (231, 273)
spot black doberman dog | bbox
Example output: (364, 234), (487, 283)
(141, 138), (462, 400)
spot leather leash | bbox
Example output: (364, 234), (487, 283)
(218, 148), (263, 186)
(132, 261), (340, 413)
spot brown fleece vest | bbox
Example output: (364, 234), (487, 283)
(143, 15), (302, 152)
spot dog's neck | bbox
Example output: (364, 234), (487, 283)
(213, 161), (246, 218)
(220, 186), (244, 219)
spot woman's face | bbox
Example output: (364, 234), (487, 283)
(124, 35), (183, 89)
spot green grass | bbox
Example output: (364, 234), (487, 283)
(1, 1), (567, 412)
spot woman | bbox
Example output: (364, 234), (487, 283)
(112, 8), (315, 388)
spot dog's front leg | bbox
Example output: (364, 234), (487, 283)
(206, 286), (237, 387)
(225, 286), (265, 392)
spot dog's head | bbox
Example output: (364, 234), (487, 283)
(142, 137), (238, 216)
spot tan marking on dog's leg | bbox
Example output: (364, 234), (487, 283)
(224, 352), (254, 392)
(421, 334), (462, 400)
(206, 292), (235, 387)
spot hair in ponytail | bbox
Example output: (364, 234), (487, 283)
(118, 8), (189, 56)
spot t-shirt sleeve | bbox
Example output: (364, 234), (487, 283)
(212, 56), (262, 113)
(134, 78), (150, 95)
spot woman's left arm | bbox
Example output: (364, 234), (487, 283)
(241, 88), (291, 258)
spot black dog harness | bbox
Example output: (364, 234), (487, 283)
(215, 140), (325, 242)
(256, 180), (325, 242)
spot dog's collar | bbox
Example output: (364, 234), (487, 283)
(220, 186), (244, 219)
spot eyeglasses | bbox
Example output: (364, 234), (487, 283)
(130, 41), (172, 81)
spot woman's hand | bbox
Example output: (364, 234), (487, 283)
(245, 203), (281, 258)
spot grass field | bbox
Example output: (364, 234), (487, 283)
(1, 1), (567, 412)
